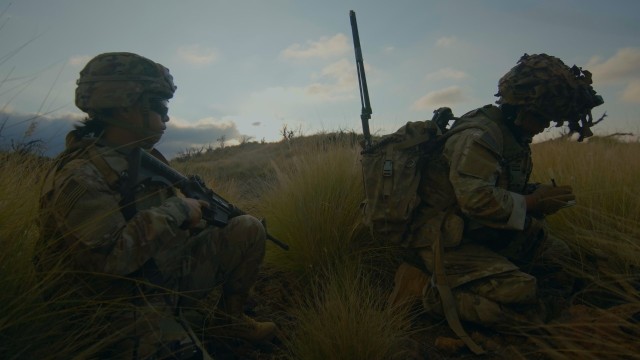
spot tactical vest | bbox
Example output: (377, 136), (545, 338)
(455, 105), (532, 193)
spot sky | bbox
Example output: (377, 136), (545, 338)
(1, 0), (639, 158)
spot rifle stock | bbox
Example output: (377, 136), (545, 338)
(136, 149), (289, 250)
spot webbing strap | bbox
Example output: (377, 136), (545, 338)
(382, 145), (394, 197)
(87, 145), (121, 188)
(433, 213), (486, 355)
(87, 146), (141, 220)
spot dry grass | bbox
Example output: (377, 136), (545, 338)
(258, 141), (367, 278)
(284, 261), (415, 360)
(522, 138), (640, 359)
(2, 134), (639, 359)
(531, 139), (640, 285)
(0, 153), (119, 359)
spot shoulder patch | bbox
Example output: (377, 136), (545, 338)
(56, 179), (89, 218)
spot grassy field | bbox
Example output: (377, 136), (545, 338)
(1, 134), (638, 359)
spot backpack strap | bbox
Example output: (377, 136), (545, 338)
(86, 145), (142, 220)
(86, 144), (123, 189)
(432, 210), (486, 355)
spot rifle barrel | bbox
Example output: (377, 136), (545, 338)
(138, 149), (187, 185)
(138, 149), (289, 250)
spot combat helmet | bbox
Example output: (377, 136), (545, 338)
(75, 52), (176, 113)
(496, 53), (603, 141)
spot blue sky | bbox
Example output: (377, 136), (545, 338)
(1, 0), (639, 158)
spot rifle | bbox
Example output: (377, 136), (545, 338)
(349, 10), (372, 151)
(135, 148), (289, 250)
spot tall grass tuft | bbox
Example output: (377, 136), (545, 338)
(255, 138), (415, 359)
(531, 139), (640, 282)
(531, 139), (640, 265)
(520, 138), (640, 358)
(284, 260), (415, 360)
(258, 142), (368, 278)
(0, 153), (125, 359)
(0, 153), (47, 358)
(0, 153), (43, 294)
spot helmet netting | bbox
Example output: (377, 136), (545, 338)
(496, 53), (603, 141)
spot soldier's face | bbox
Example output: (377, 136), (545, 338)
(124, 100), (168, 148)
(516, 109), (551, 136)
(147, 98), (169, 139)
(143, 109), (167, 147)
(149, 98), (170, 124)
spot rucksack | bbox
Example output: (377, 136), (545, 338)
(359, 108), (456, 245)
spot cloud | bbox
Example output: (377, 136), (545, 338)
(411, 86), (469, 110)
(280, 34), (350, 60)
(238, 59), (357, 111)
(621, 79), (640, 103)
(427, 67), (468, 80)
(251, 122), (261, 126)
(586, 47), (640, 104)
(436, 36), (457, 48)
(160, 119), (241, 157)
(586, 47), (640, 84)
(177, 45), (218, 65)
(305, 59), (357, 101)
(0, 109), (251, 159)
(0, 110), (80, 156)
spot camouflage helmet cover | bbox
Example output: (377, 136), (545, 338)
(75, 52), (177, 112)
(496, 53), (603, 140)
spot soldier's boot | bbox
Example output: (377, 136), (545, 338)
(388, 262), (430, 308)
(212, 294), (277, 343)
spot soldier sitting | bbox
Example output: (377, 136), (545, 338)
(36, 52), (277, 359)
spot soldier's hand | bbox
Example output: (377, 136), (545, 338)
(182, 198), (209, 228)
(526, 184), (575, 216)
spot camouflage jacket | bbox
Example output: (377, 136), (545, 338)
(410, 105), (531, 248)
(37, 136), (191, 280)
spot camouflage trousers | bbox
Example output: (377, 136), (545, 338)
(111, 215), (267, 359)
(414, 221), (573, 330)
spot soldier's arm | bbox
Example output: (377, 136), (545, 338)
(49, 161), (191, 275)
(444, 129), (527, 230)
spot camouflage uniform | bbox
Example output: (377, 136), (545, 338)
(37, 137), (268, 358)
(407, 104), (550, 327)
(402, 54), (603, 330)
(35, 52), (272, 358)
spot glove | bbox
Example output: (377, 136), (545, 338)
(526, 184), (575, 216)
